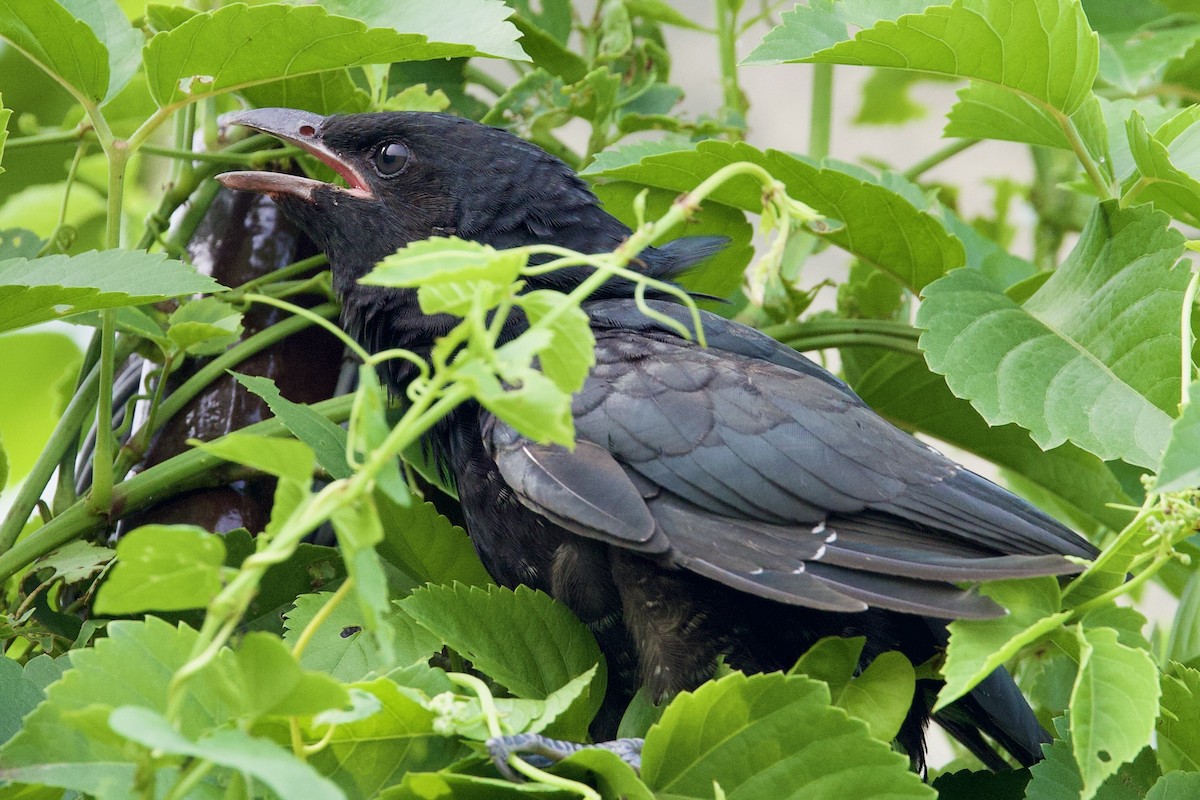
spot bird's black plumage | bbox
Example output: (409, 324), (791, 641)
(218, 108), (1098, 769)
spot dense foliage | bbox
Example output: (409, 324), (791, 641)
(1, 0), (1200, 798)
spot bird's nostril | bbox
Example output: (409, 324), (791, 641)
(299, 124), (316, 136)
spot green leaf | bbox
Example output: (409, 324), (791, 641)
(0, 229), (43, 261)
(167, 296), (242, 356)
(0, 658), (44, 747)
(459, 360), (575, 447)
(1098, 22), (1200, 95)
(850, 351), (1135, 534)
(283, 592), (442, 681)
(1147, 772), (1200, 800)
(556, 748), (655, 800)
(304, 677), (467, 800)
(363, 236), (526, 316)
(1026, 738), (1160, 800)
(194, 431), (315, 486)
(214, 632), (350, 719)
(918, 202), (1187, 469)
(241, 68), (372, 116)
(374, 494), (492, 586)
(584, 140), (964, 292)
(515, 290), (595, 393)
(641, 672), (933, 799)
(317, 0), (527, 61)
(855, 68), (955, 125)
(509, 13), (588, 82)
(752, 0), (1099, 117)
(0, 331), (81, 487)
(330, 496), (394, 664)
(1167, 572), (1200, 666)
(349, 365), (408, 505)
(401, 584), (604, 737)
(743, 0), (935, 66)
(31, 540), (113, 585)
(108, 706), (345, 800)
(1157, 380), (1200, 492)
(232, 372), (352, 480)
(381, 772), (563, 800)
(381, 83), (450, 112)
(93, 524), (224, 614)
(945, 84), (1108, 164)
(143, 3), (521, 110)
(1157, 663), (1200, 773)
(936, 578), (1071, 711)
(591, 180), (754, 301)
(0, 250), (222, 334)
(0, 94), (9, 175)
(1126, 107), (1200, 227)
(58, 0), (142, 103)
(0, 0), (110, 104)
(1072, 625), (1160, 800)
(0, 619), (232, 795)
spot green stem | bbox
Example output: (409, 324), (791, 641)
(808, 64), (833, 160)
(0, 339), (135, 555)
(781, 333), (923, 357)
(1058, 114), (1113, 200)
(111, 303), (340, 480)
(715, 0), (748, 133)
(0, 395), (356, 583)
(87, 311), (117, 516)
(291, 577), (355, 659)
(903, 138), (980, 181)
(4, 128), (85, 149)
(759, 317), (920, 342)
(1182, 268), (1200, 410)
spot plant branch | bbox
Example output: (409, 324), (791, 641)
(903, 138), (979, 181)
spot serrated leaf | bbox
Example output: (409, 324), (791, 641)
(460, 361), (575, 446)
(374, 494), (491, 586)
(0, 619), (232, 795)
(363, 236), (526, 316)
(0, 331), (81, 487)
(945, 84), (1108, 165)
(0, 658), (44, 747)
(1026, 739), (1160, 800)
(743, 0), (935, 66)
(1157, 379), (1200, 491)
(213, 632), (349, 719)
(194, 431), (315, 485)
(109, 706), (345, 800)
(752, 0), (1099, 117)
(32, 540), (114, 585)
(0, 250), (222, 334)
(1126, 107), (1200, 227)
(143, 3), (520, 110)
(1147, 771), (1200, 800)
(516, 290), (595, 393)
(93, 525), (224, 614)
(936, 578), (1071, 711)
(918, 202), (1187, 469)
(401, 584), (604, 737)
(641, 671), (934, 799)
(232, 372), (352, 480)
(303, 677), (467, 800)
(318, 0), (527, 61)
(1157, 663), (1200, 773)
(1072, 626), (1160, 800)
(57, 0), (142, 103)
(0, 0), (110, 104)
(284, 592), (442, 681)
(585, 140), (963, 292)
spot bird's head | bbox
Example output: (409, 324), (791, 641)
(216, 108), (636, 297)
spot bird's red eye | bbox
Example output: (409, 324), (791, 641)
(373, 142), (409, 176)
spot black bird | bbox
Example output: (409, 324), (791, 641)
(217, 108), (1098, 770)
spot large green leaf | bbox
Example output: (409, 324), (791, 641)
(373, 495), (492, 587)
(400, 584), (604, 737)
(303, 677), (467, 800)
(641, 672), (933, 799)
(316, 0), (527, 62)
(936, 578), (1071, 710)
(1125, 107), (1200, 227)
(143, 3), (521, 109)
(1158, 663), (1200, 773)
(1072, 626), (1160, 800)
(1157, 380), (1200, 492)
(0, 0), (110, 104)
(57, 0), (142, 103)
(93, 524), (225, 614)
(584, 140), (964, 292)
(918, 202), (1187, 469)
(742, 0), (935, 66)
(748, 0), (1099, 116)
(1025, 738), (1160, 800)
(0, 250), (222, 334)
(945, 85), (1108, 165)
(0, 659), (45, 747)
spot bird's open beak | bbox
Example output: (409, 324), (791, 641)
(216, 107), (373, 201)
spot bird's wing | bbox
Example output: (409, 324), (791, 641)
(485, 316), (1093, 619)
